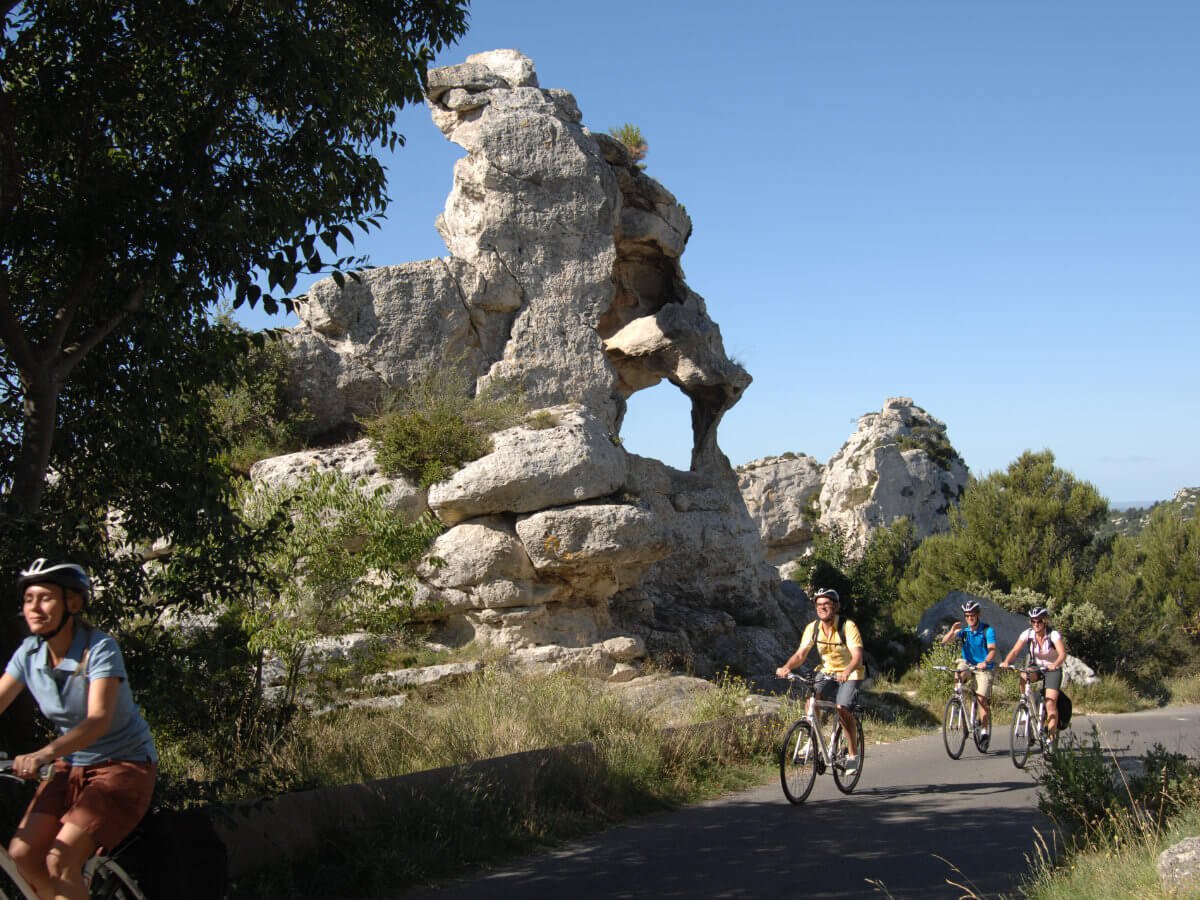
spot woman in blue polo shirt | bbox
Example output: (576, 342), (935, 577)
(0, 559), (156, 900)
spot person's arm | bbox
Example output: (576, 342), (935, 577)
(15, 677), (120, 773)
(940, 621), (963, 645)
(982, 626), (997, 669)
(777, 628), (815, 677)
(0, 672), (26, 717)
(837, 620), (864, 683)
(1050, 633), (1067, 670)
(1000, 633), (1027, 668)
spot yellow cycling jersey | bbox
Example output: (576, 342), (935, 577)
(801, 617), (866, 680)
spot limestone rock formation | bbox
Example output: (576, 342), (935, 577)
(819, 398), (967, 554)
(737, 454), (824, 568)
(738, 398), (968, 567)
(266, 50), (797, 679)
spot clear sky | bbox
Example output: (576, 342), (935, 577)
(238, 1), (1199, 507)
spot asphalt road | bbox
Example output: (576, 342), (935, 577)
(399, 706), (1200, 900)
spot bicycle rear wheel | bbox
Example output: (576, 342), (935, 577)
(942, 696), (967, 759)
(1010, 703), (1033, 769)
(832, 717), (864, 794)
(85, 857), (147, 900)
(779, 720), (818, 804)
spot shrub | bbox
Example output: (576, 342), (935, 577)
(608, 123), (648, 165)
(235, 470), (442, 707)
(364, 369), (525, 487)
(205, 318), (312, 475)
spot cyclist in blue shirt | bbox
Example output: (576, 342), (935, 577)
(0, 559), (157, 900)
(940, 598), (997, 747)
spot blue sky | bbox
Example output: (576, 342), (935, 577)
(238, 1), (1199, 506)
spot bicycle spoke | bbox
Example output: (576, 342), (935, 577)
(779, 720), (818, 804)
(942, 696), (967, 759)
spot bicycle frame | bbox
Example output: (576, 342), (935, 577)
(778, 671), (864, 803)
(932, 665), (989, 758)
(1007, 666), (1053, 768)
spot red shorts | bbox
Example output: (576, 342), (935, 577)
(27, 759), (156, 852)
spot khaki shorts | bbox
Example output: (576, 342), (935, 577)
(27, 759), (156, 852)
(955, 661), (994, 699)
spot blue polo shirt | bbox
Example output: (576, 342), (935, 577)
(958, 622), (997, 668)
(5, 627), (157, 765)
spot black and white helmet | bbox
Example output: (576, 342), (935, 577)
(17, 559), (91, 598)
(812, 588), (840, 604)
(960, 599), (980, 613)
(1028, 606), (1049, 620)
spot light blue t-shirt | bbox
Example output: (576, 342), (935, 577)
(958, 622), (997, 668)
(5, 626), (157, 765)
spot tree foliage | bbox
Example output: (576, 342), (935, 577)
(236, 471), (442, 709)
(0, 0), (469, 519)
(793, 517), (918, 655)
(1080, 506), (1200, 680)
(896, 451), (1109, 625)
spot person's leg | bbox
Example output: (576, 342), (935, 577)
(1044, 688), (1059, 734)
(836, 706), (858, 756)
(975, 670), (993, 731)
(44, 820), (96, 900)
(9, 811), (60, 896)
(835, 680), (861, 758)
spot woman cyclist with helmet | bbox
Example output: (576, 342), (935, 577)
(0, 559), (156, 900)
(1000, 606), (1068, 738)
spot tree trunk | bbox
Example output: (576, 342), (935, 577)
(5, 367), (60, 520)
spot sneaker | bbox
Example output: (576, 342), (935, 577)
(842, 754), (858, 773)
(978, 729), (990, 750)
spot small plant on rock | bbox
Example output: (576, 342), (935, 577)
(364, 368), (525, 487)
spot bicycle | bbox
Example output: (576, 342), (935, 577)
(1005, 665), (1057, 769)
(931, 665), (991, 758)
(778, 669), (865, 804)
(0, 755), (147, 900)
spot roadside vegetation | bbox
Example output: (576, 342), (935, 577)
(225, 667), (782, 896)
(1017, 727), (1200, 899)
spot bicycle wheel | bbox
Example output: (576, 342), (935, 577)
(971, 701), (988, 753)
(831, 716), (864, 794)
(85, 857), (148, 900)
(779, 720), (818, 805)
(1010, 703), (1033, 769)
(942, 696), (967, 759)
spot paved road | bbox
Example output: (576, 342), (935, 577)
(399, 706), (1200, 899)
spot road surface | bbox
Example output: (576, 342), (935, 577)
(398, 706), (1200, 899)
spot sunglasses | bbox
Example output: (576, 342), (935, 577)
(1029, 617), (1045, 623)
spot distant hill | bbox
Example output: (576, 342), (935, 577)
(1102, 487), (1199, 539)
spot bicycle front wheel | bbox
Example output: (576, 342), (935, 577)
(832, 716), (864, 794)
(779, 720), (818, 804)
(85, 857), (148, 900)
(1010, 703), (1033, 769)
(942, 696), (967, 759)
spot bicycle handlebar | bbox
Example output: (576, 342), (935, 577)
(0, 755), (54, 782)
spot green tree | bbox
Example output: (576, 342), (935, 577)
(235, 471), (442, 711)
(0, 0), (470, 520)
(1081, 506), (1200, 680)
(896, 450), (1109, 626)
(792, 518), (918, 647)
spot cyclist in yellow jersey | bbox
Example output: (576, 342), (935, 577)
(776, 588), (866, 771)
